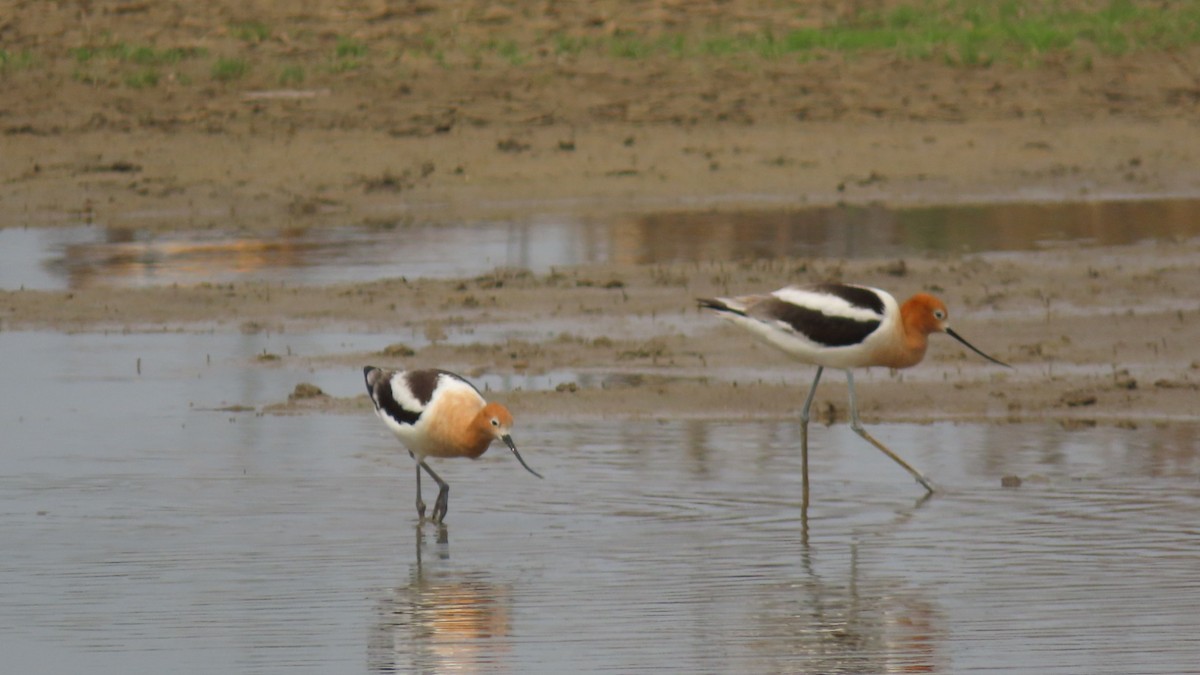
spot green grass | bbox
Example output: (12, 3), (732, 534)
(609, 36), (660, 60)
(335, 37), (368, 59)
(0, 49), (40, 71)
(552, 34), (590, 56)
(489, 39), (527, 65)
(230, 21), (271, 44)
(10, 0), (1199, 82)
(329, 36), (368, 72)
(65, 42), (201, 86)
(211, 57), (248, 81)
(124, 68), (160, 88)
(70, 42), (204, 66)
(279, 64), (305, 85)
(579, 0), (1200, 66)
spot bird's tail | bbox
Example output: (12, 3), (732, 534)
(697, 297), (747, 317)
(363, 365), (383, 404)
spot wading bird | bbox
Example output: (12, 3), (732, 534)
(364, 366), (542, 523)
(699, 283), (1009, 506)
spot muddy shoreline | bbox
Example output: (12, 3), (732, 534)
(6, 119), (1200, 233)
(3, 1), (1199, 427)
(6, 238), (1197, 427)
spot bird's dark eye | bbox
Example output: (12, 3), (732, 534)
(934, 309), (946, 320)
(491, 418), (500, 426)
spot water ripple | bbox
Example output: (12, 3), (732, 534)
(4, 335), (1200, 673)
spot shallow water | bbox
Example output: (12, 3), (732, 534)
(5, 196), (1200, 290)
(4, 330), (1200, 673)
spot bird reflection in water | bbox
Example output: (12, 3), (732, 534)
(766, 494), (943, 674)
(54, 228), (321, 289)
(368, 525), (515, 673)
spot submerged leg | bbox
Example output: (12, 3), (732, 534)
(798, 366), (824, 510)
(418, 460), (450, 523)
(845, 370), (935, 494)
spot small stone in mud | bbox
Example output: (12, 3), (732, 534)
(555, 382), (578, 393)
(1154, 378), (1199, 390)
(380, 342), (415, 357)
(256, 352), (281, 362)
(1001, 475), (1022, 488)
(359, 170), (412, 193)
(1061, 390), (1097, 407)
(89, 160), (141, 173)
(213, 404), (255, 413)
(856, 170), (886, 186)
(496, 137), (530, 153)
(289, 383), (327, 400)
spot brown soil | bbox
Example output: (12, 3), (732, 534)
(3, 1), (1199, 427)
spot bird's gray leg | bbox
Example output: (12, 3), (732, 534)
(415, 465), (427, 519)
(845, 370), (935, 494)
(418, 460), (450, 523)
(799, 366), (824, 510)
(410, 451), (426, 519)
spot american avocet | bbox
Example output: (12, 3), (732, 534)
(363, 366), (543, 523)
(699, 283), (1009, 504)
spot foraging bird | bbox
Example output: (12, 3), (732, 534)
(363, 365), (542, 523)
(699, 282), (1009, 504)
